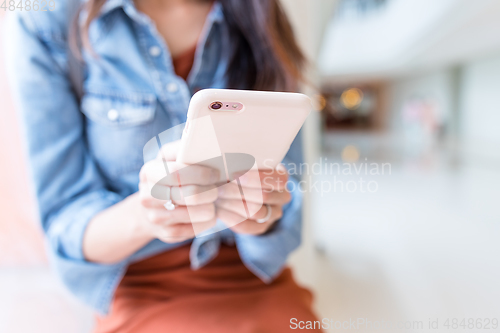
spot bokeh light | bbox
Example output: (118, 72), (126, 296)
(341, 145), (360, 162)
(313, 94), (327, 111)
(340, 88), (364, 110)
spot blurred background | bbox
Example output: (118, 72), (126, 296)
(1, 0), (500, 332)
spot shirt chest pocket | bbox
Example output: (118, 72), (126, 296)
(81, 92), (158, 179)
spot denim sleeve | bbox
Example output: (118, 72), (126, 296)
(5, 13), (124, 262)
(235, 131), (304, 282)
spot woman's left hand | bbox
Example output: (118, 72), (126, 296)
(215, 165), (291, 235)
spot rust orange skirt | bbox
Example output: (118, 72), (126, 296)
(93, 243), (323, 333)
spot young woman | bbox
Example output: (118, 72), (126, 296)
(7, 0), (323, 331)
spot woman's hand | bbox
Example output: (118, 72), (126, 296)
(215, 165), (291, 235)
(138, 140), (220, 243)
(83, 141), (290, 264)
(82, 140), (220, 263)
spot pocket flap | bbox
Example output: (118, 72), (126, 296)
(81, 91), (157, 127)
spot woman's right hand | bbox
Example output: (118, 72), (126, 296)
(138, 140), (220, 243)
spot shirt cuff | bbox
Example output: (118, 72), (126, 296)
(46, 190), (124, 261)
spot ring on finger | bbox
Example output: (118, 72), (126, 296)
(164, 199), (176, 211)
(162, 187), (176, 211)
(256, 204), (272, 223)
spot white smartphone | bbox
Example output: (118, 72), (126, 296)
(177, 89), (311, 182)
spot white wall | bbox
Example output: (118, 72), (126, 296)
(382, 58), (500, 165)
(460, 54), (500, 164)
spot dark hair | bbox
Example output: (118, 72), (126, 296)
(78, 0), (306, 91)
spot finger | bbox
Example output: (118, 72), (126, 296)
(249, 204), (282, 223)
(215, 199), (262, 219)
(141, 183), (218, 206)
(217, 183), (262, 202)
(216, 207), (251, 229)
(216, 204), (282, 229)
(157, 140), (182, 161)
(141, 140), (182, 185)
(262, 190), (292, 206)
(173, 185), (218, 205)
(217, 183), (291, 205)
(156, 223), (195, 243)
(191, 217), (218, 236)
(217, 208), (273, 236)
(156, 219), (217, 243)
(141, 159), (219, 186)
(250, 203), (271, 221)
(146, 203), (216, 225)
(234, 169), (289, 190)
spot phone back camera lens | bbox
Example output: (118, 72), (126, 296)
(210, 102), (223, 110)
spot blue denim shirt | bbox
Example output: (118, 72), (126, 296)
(5, 0), (303, 314)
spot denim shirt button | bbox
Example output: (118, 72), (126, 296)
(107, 109), (119, 121)
(149, 46), (161, 57)
(166, 82), (178, 93)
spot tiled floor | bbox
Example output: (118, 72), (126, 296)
(291, 134), (500, 332)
